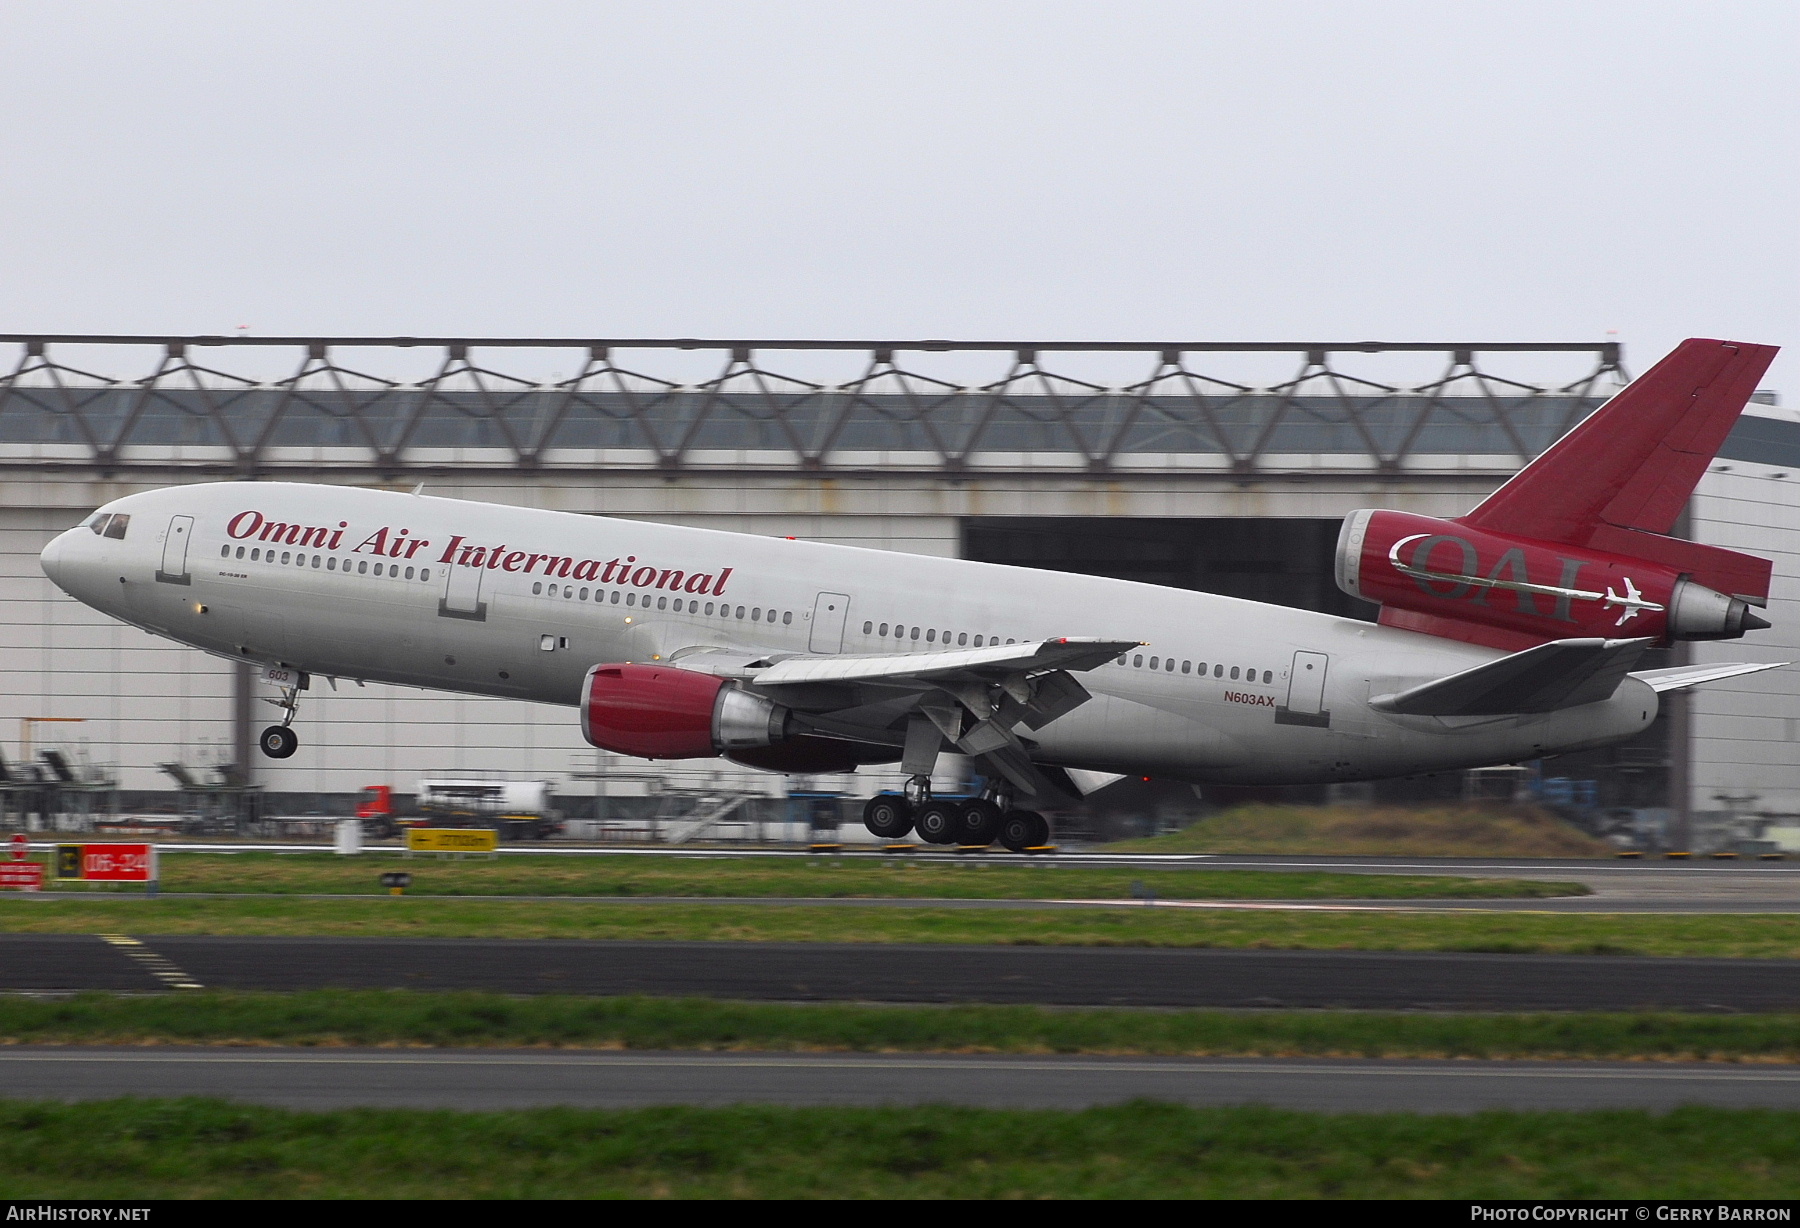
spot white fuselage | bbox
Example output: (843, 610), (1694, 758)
(38, 482), (1658, 786)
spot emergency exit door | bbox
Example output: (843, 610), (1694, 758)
(809, 592), (850, 653)
(1276, 650), (1331, 727)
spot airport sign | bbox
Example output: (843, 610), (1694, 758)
(406, 828), (499, 853)
(0, 862), (42, 891)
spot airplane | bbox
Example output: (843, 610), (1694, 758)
(37, 337), (1789, 852)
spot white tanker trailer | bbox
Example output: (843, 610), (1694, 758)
(412, 778), (562, 840)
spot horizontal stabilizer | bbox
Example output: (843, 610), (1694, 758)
(1371, 637), (1655, 717)
(1630, 661), (1790, 693)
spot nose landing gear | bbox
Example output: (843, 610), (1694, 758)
(259, 677), (304, 759)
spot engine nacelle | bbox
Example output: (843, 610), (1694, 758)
(580, 663), (789, 760)
(1336, 510), (1767, 645)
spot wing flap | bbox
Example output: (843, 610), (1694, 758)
(1371, 637), (1655, 717)
(749, 637), (1138, 686)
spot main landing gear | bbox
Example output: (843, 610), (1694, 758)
(259, 677), (303, 760)
(860, 778), (1049, 852)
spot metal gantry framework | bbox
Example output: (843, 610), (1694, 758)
(0, 335), (1627, 475)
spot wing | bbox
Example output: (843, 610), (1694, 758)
(673, 637), (1140, 798)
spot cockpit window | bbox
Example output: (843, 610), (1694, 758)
(102, 514), (129, 540)
(87, 513), (110, 535)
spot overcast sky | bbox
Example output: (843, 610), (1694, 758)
(0, 2), (1794, 389)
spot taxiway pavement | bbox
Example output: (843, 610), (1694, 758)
(2, 1047), (1797, 1113)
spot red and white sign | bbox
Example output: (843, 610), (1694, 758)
(82, 844), (156, 882)
(0, 863), (42, 892)
(9, 833), (27, 862)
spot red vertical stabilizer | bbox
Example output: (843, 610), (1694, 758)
(1457, 338), (1777, 604)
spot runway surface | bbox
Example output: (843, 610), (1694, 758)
(6, 934), (1800, 1010)
(2, 1047), (1797, 1113)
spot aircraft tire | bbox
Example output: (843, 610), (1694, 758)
(1022, 810), (1051, 848)
(259, 725), (298, 759)
(913, 800), (962, 845)
(958, 799), (1002, 845)
(862, 795), (913, 840)
(998, 811), (1035, 852)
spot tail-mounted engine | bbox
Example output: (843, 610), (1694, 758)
(1336, 510), (1769, 649)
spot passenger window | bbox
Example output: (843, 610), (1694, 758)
(326, 557), (336, 570)
(1166, 659), (1175, 672)
(734, 605), (744, 618)
(236, 547), (245, 560)
(1149, 656), (1158, 669)
(220, 544), (229, 557)
(957, 633), (967, 646)
(281, 552), (290, 565)
(314, 556), (322, 568)
(419, 568), (430, 581)
(1214, 664), (1223, 678)
(358, 561), (368, 574)
(879, 623), (889, 636)
(374, 563), (384, 576)
(910, 627), (921, 640)
(533, 582), (543, 595)
(1262, 670), (1272, 684)
(863, 621), (873, 634)
(609, 590), (619, 604)
(783, 611), (792, 625)
(752, 607), (761, 621)
(580, 587), (589, 600)
(1133, 654), (1143, 667)
(926, 629), (936, 643)
(403, 566), (412, 578)
(1181, 661), (1191, 674)
(659, 597), (669, 611)
(1230, 667), (1239, 680)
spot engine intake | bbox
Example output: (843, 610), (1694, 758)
(580, 663), (789, 760)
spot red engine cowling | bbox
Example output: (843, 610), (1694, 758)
(1336, 510), (1767, 648)
(580, 663), (789, 760)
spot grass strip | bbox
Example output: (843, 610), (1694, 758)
(9, 991), (1800, 1062)
(1111, 802), (1612, 858)
(26, 852), (1584, 900)
(0, 1099), (1793, 1198)
(0, 897), (1797, 958)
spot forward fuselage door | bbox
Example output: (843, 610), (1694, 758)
(155, 515), (194, 585)
(1276, 650), (1331, 728)
(809, 592), (850, 653)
